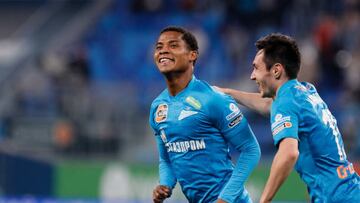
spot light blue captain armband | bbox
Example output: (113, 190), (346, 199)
(155, 135), (177, 188)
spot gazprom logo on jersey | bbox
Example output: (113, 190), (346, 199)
(165, 139), (206, 153)
(271, 114), (292, 136)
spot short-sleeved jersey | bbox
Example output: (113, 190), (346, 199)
(271, 79), (360, 202)
(149, 76), (258, 203)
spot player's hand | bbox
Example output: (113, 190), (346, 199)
(153, 185), (172, 203)
(216, 198), (227, 203)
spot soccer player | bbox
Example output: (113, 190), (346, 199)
(149, 26), (261, 203)
(218, 33), (360, 203)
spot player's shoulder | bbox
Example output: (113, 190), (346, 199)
(192, 79), (235, 105)
(279, 80), (314, 99)
(289, 81), (319, 105)
(149, 89), (169, 128)
(274, 80), (305, 110)
(192, 78), (231, 99)
(150, 89), (169, 109)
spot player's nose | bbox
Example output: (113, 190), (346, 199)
(250, 70), (256, 80)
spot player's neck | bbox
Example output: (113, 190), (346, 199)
(273, 78), (290, 100)
(165, 67), (193, 96)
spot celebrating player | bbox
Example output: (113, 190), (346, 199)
(218, 33), (360, 203)
(149, 26), (261, 203)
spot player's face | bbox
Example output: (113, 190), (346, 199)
(250, 50), (277, 98)
(154, 31), (196, 74)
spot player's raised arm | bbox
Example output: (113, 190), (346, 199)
(214, 87), (272, 116)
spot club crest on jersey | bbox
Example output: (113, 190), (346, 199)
(155, 104), (168, 123)
(226, 103), (240, 120)
(178, 110), (198, 120)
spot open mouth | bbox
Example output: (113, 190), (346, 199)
(158, 57), (174, 64)
(255, 81), (262, 92)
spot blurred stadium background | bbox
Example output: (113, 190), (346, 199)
(0, 0), (359, 202)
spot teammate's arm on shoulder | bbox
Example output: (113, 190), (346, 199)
(214, 86), (271, 116)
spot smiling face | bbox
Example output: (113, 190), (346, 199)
(154, 31), (197, 74)
(250, 50), (277, 98)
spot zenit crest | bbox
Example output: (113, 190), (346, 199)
(155, 104), (168, 123)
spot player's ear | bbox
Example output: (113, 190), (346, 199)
(189, 50), (198, 63)
(272, 63), (283, 79)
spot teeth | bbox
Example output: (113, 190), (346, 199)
(160, 58), (171, 63)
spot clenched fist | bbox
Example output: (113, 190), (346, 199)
(153, 185), (172, 203)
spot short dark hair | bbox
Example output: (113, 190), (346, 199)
(160, 26), (199, 66)
(255, 33), (301, 79)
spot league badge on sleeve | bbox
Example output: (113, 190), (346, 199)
(155, 103), (168, 123)
(226, 103), (240, 120)
(271, 114), (292, 136)
(226, 103), (243, 128)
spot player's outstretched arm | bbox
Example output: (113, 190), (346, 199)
(260, 138), (299, 203)
(214, 87), (272, 116)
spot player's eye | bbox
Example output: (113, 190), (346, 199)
(170, 43), (178, 48)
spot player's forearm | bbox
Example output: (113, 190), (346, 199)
(156, 136), (177, 188)
(260, 139), (299, 202)
(219, 133), (260, 202)
(223, 88), (271, 116)
(159, 159), (177, 188)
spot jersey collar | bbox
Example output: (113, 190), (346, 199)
(167, 75), (197, 99)
(275, 79), (298, 100)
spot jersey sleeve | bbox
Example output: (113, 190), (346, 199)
(208, 93), (261, 202)
(155, 135), (177, 188)
(271, 98), (300, 147)
(149, 102), (158, 134)
(149, 103), (177, 188)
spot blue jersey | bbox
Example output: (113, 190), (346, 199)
(271, 79), (360, 202)
(149, 76), (260, 203)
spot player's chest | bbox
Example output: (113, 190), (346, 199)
(154, 101), (209, 130)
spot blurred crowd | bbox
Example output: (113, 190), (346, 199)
(1, 0), (359, 161)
